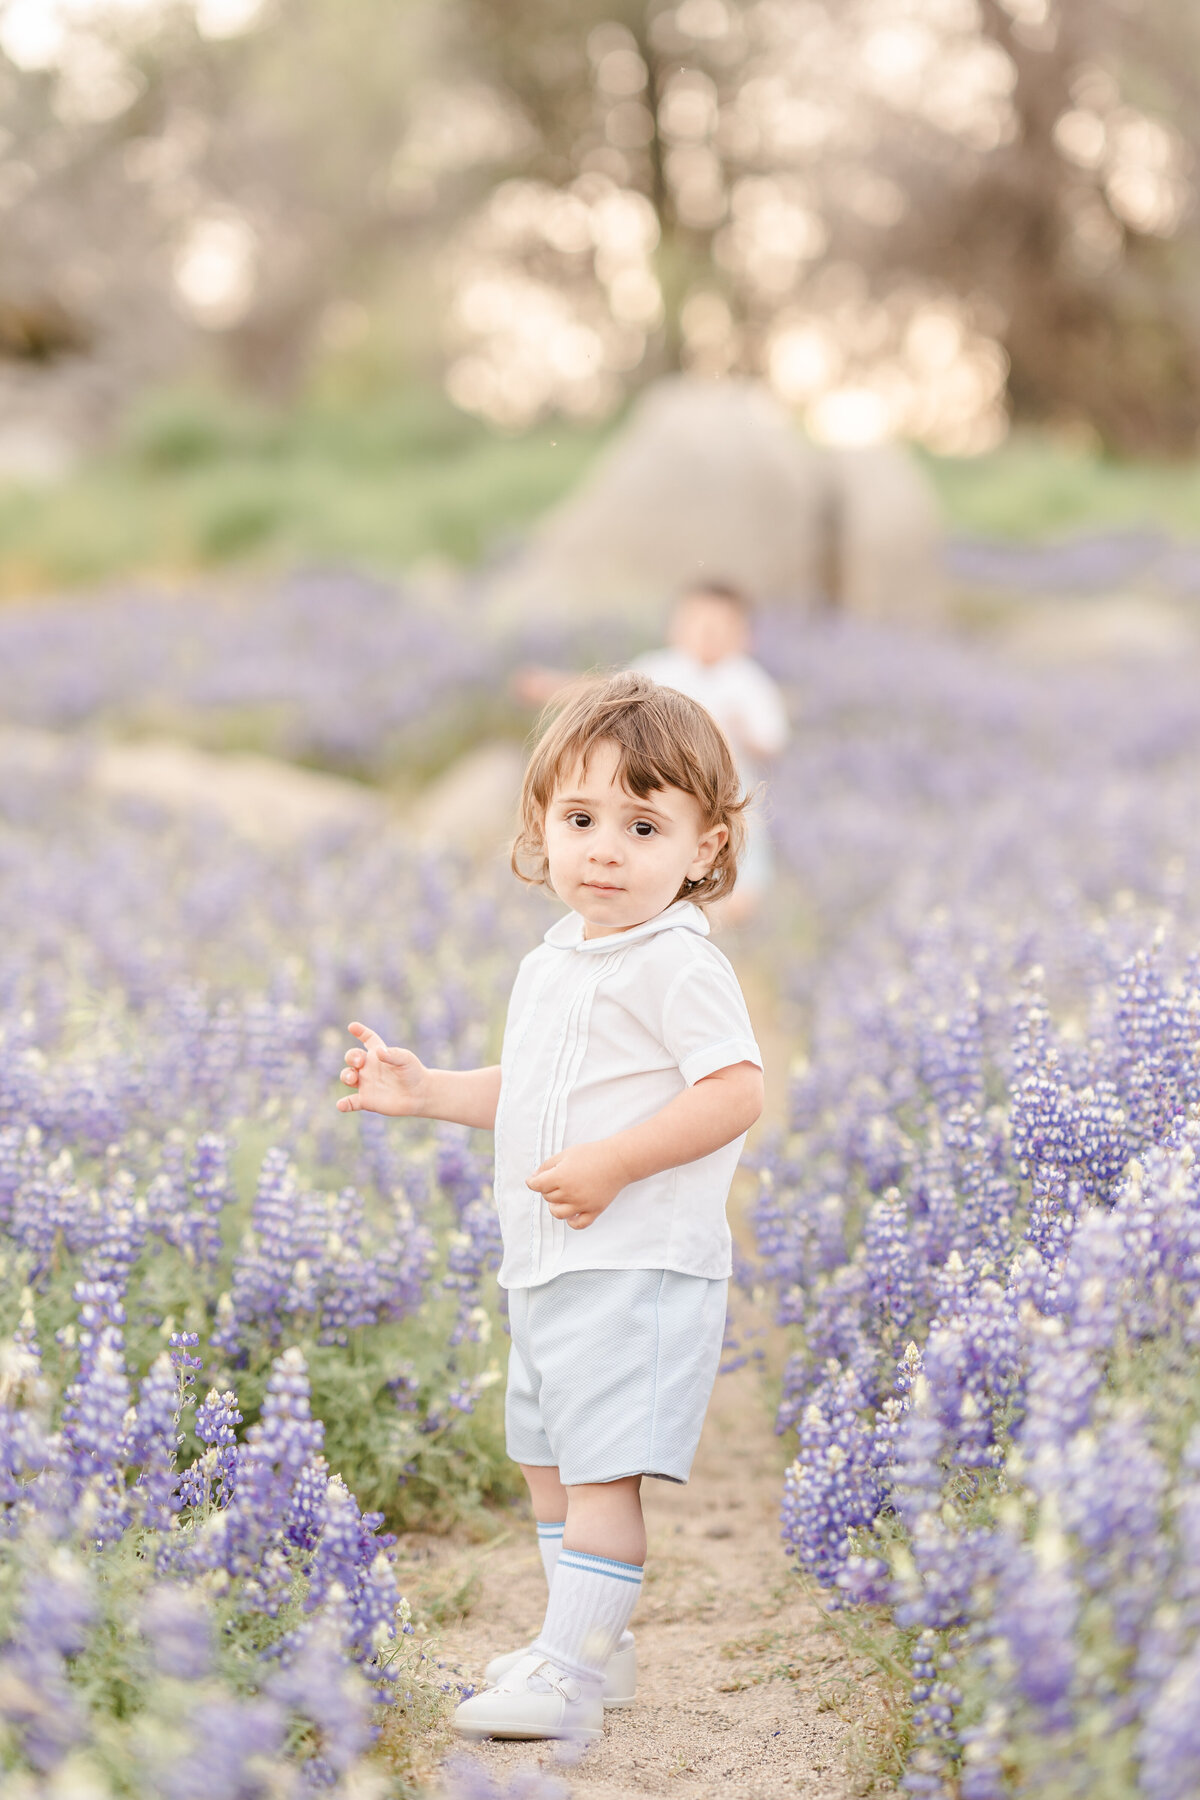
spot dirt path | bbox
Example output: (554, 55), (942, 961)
(400, 947), (886, 1799)
(411, 1353), (880, 1799)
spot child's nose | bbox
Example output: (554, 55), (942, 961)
(589, 828), (624, 863)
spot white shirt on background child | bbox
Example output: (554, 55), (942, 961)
(631, 647), (790, 793)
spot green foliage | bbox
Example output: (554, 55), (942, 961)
(0, 1138), (515, 1538)
(923, 431), (1200, 541)
(0, 1500), (450, 1797)
(5, 378), (1200, 601)
(0, 384), (612, 596)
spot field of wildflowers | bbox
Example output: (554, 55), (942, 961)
(756, 618), (1200, 1797)
(0, 665), (557, 1791)
(4, 564), (1200, 1795)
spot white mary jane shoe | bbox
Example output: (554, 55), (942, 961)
(484, 1631), (636, 1708)
(452, 1652), (604, 1742)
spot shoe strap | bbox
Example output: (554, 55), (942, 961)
(530, 1658), (582, 1702)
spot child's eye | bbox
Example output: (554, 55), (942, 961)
(631, 820), (656, 838)
(566, 811), (592, 829)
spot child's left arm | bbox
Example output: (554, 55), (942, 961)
(525, 1060), (763, 1230)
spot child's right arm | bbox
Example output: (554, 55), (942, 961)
(336, 1021), (501, 1130)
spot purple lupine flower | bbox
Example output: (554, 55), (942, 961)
(141, 1583), (214, 1680)
(212, 1147), (303, 1357)
(993, 1541), (1078, 1731)
(128, 1351), (184, 1532)
(186, 1131), (234, 1266)
(163, 1697), (288, 1800)
(198, 1348), (323, 1614)
(266, 1627), (374, 1778)
(60, 1326), (131, 1541)
(178, 1387), (242, 1511)
(437, 1757), (571, 1800)
(903, 1628), (961, 1794)
(145, 1131), (189, 1244)
(780, 1362), (881, 1590)
(896, 1518), (1007, 1633)
(0, 1551), (94, 1771)
(864, 1187), (919, 1343)
(285, 1454), (330, 1552)
(1138, 1641), (1200, 1800)
(958, 1705), (1009, 1800)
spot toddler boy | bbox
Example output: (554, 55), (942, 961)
(518, 581), (790, 919)
(337, 672), (764, 1741)
(634, 581), (789, 918)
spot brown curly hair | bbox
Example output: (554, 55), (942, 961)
(511, 671), (748, 906)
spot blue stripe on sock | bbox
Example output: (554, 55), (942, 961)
(558, 1549), (644, 1584)
(536, 1521), (565, 1537)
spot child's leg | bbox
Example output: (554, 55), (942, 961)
(533, 1476), (644, 1684)
(521, 1463), (568, 1588)
(520, 1463), (568, 1524)
(564, 1475), (645, 1566)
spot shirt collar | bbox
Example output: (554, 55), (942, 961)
(543, 898), (711, 953)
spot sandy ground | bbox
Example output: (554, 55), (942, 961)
(405, 1355), (888, 1800)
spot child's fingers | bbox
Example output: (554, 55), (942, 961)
(347, 1021), (388, 1052)
(336, 1093), (360, 1112)
(345, 1048), (366, 1069)
(340, 1067), (359, 1086)
(526, 1154), (561, 1191)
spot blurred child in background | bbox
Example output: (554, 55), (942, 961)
(515, 580), (790, 924)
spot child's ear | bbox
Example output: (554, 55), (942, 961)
(690, 821), (728, 878)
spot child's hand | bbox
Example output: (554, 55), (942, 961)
(337, 1022), (430, 1117)
(525, 1140), (630, 1230)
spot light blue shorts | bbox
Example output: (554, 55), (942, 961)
(505, 1268), (729, 1486)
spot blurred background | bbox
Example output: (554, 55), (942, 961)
(8, 9), (1200, 1791)
(1, 0), (1199, 601)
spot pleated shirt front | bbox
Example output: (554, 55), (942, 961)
(493, 900), (762, 1290)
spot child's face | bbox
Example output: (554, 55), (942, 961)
(544, 740), (728, 938)
(669, 594), (748, 667)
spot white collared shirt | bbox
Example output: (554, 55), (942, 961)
(493, 899), (763, 1289)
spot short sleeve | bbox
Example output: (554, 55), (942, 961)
(659, 949), (763, 1087)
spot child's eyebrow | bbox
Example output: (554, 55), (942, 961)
(557, 792), (673, 820)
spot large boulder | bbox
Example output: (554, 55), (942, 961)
(407, 740), (525, 860)
(90, 737), (388, 844)
(826, 443), (946, 625)
(486, 374), (946, 629)
(487, 376), (832, 628)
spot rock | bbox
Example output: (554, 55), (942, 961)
(999, 593), (1199, 665)
(487, 374), (947, 630)
(487, 376), (833, 628)
(825, 443), (947, 624)
(90, 737), (388, 844)
(407, 740), (525, 860)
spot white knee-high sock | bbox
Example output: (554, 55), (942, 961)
(532, 1549), (643, 1684)
(536, 1520), (564, 1587)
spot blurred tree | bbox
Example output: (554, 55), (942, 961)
(0, 0), (452, 413)
(444, 0), (1200, 453)
(838, 0), (1200, 454)
(1, 0), (1198, 454)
